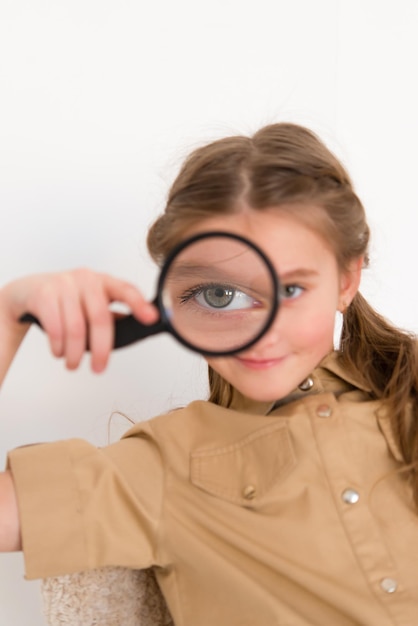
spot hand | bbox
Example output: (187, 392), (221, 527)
(0, 269), (158, 373)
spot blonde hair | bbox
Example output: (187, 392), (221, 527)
(147, 123), (418, 502)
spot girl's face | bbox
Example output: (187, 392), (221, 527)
(183, 208), (362, 403)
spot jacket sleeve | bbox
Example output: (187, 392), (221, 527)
(7, 424), (165, 580)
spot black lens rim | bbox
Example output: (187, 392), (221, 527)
(156, 230), (280, 357)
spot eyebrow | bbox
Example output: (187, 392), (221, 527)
(279, 269), (320, 281)
(169, 264), (319, 282)
(167, 264), (236, 281)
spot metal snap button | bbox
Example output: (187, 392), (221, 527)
(341, 488), (360, 504)
(299, 377), (314, 391)
(316, 404), (332, 418)
(243, 485), (256, 500)
(380, 578), (398, 594)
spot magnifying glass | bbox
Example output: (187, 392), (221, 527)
(20, 231), (280, 357)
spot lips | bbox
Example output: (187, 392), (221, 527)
(235, 355), (286, 370)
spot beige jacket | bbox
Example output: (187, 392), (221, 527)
(8, 352), (418, 626)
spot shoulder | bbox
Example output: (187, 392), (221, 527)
(119, 400), (276, 456)
(120, 400), (243, 443)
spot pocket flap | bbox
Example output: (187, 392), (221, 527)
(190, 422), (296, 506)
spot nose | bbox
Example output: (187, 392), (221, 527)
(249, 310), (282, 351)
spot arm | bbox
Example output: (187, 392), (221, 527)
(0, 307), (29, 388)
(0, 268), (158, 554)
(0, 297), (27, 549)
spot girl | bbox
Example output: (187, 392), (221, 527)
(1, 123), (417, 626)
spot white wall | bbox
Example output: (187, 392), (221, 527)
(1, 1), (417, 623)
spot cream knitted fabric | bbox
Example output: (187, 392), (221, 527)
(42, 567), (174, 626)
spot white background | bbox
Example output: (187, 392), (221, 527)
(1, 1), (417, 623)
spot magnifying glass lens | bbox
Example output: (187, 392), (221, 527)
(160, 235), (277, 354)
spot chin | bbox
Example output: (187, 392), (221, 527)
(237, 386), (290, 403)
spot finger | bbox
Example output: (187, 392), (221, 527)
(60, 286), (87, 370)
(28, 285), (65, 358)
(81, 282), (113, 373)
(101, 276), (159, 324)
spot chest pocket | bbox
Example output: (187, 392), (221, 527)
(190, 422), (296, 507)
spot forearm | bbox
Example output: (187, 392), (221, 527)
(0, 314), (28, 388)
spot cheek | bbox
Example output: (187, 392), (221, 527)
(205, 357), (226, 375)
(286, 307), (336, 349)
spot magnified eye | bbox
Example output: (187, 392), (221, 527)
(181, 284), (259, 310)
(200, 286), (234, 308)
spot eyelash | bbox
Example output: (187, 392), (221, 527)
(178, 283), (262, 316)
(178, 283), (231, 305)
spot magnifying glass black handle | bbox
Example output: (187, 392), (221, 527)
(113, 314), (165, 348)
(19, 313), (166, 350)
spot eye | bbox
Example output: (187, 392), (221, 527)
(180, 284), (259, 311)
(199, 286), (235, 308)
(280, 284), (304, 300)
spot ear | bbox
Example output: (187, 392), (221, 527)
(338, 257), (363, 312)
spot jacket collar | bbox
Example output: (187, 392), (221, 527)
(229, 350), (372, 416)
(228, 352), (406, 464)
